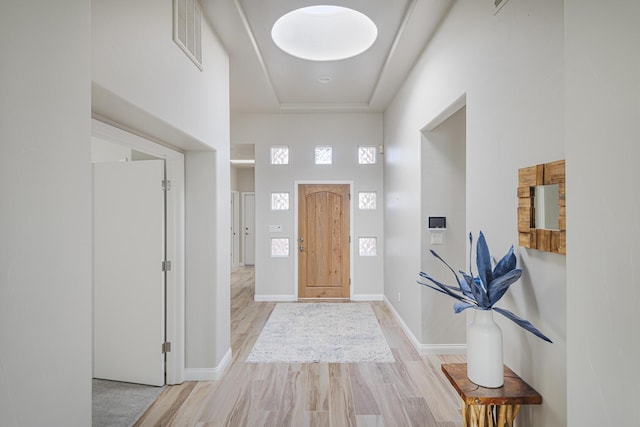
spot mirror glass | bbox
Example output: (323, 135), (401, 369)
(534, 184), (559, 230)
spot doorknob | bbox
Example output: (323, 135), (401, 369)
(299, 245), (305, 251)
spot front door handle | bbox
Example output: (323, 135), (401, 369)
(299, 245), (305, 251)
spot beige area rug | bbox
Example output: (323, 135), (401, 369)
(246, 303), (395, 363)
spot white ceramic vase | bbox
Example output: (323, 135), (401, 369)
(467, 309), (504, 388)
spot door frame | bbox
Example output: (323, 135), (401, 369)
(294, 181), (354, 300)
(92, 119), (185, 385)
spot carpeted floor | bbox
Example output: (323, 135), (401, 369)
(92, 379), (164, 427)
(246, 302), (395, 363)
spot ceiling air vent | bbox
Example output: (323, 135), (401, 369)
(494, 0), (510, 14)
(173, 0), (203, 70)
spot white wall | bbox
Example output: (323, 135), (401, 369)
(232, 113), (384, 300)
(92, 0), (228, 145)
(0, 1), (92, 425)
(238, 168), (256, 192)
(384, 0), (565, 425)
(231, 165), (240, 191)
(92, 0), (231, 375)
(185, 152), (226, 370)
(565, 1), (640, 426)
(230, 167), (255, 193)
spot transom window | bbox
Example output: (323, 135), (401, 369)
(271, 238), (290, 257)
(271, 192), (290, 210)
(314, 146), (333, 165)
(270, 146), (289, 165)
(358, 192), (377, 210)
(359, 237), (377, 256)
(358, 146), (376, 165)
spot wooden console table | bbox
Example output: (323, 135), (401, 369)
(441, 363), (542, 427)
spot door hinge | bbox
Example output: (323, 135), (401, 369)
(162, 180), (172, 191)
(162, 260), (172, 272)
(162, 342), (172, 354)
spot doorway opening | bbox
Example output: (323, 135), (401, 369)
(230, 143), (256, 269)
(91, 119), (185, 386)
(420, 98), (467, 347)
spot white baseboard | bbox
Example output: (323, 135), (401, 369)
(184, 348), (232, 381)
(351, 294), (384, 301)
(255, 294), (384, 302)
(420, 344), (466, 354)
(383, 296), (466, 355)
(254, 294), (297, 302)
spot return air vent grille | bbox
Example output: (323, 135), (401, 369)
(173, 0), (203, 70)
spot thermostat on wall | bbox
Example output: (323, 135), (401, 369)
(428, 216), (446, 230)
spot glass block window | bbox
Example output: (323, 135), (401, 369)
(314, 146), (333, 165)
(359, 237), (377, 256)
(270, 146), (289, 165)
(271, 192), (290, 210)
(271, 238), (290, 257)
(358, 146), (377, 165)
(358, 192), (376, 210)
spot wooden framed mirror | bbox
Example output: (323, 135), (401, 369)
(517, 160), (565, 254)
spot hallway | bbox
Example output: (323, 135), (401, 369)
(135, 267), (464, 426)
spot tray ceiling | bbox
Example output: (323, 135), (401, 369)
(202, 0), (453, 113)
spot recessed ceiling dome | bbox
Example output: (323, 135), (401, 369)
(271, 5), (378, 61)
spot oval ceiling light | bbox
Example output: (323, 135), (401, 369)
(271, 5), (378, 61)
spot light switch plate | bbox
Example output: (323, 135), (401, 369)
(430, 232), (444, 245)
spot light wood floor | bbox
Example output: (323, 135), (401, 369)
(135, 267), (464, 427)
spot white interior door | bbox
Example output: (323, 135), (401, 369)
(243, 192), (255, 265)
(93, 160), (165, 386)
(231, 191), (240, 267)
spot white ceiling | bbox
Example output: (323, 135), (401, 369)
(202, 0), (454, 114)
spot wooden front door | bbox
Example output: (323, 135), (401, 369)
(298, 184), (350, 298)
